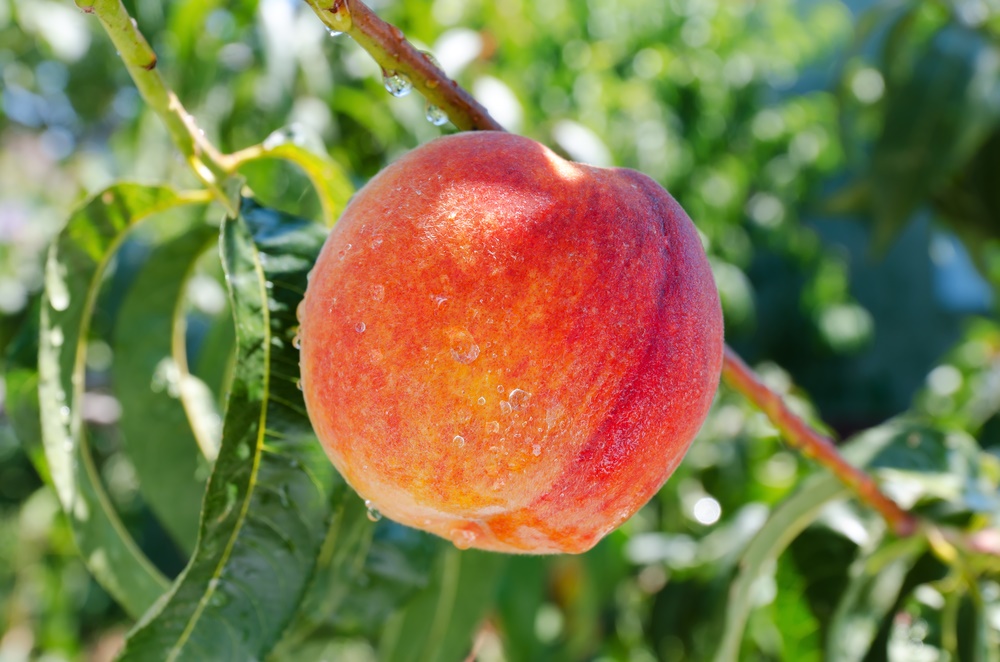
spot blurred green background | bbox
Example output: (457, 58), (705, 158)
(2, 0), (1000, 659)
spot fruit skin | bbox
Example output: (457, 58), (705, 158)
(299, 132), (723, 554)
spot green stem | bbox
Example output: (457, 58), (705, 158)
(75, 0), (239, 216)
(302, 0), (504, 132)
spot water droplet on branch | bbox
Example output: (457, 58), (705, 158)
(382, 70), (413, 97)
(425, 103), (449, 126)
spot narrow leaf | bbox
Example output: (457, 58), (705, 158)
(712, 473), (848, 662)
(379, 546), (508, 662)
(113, 212), (220, 553)
(825, 536), (927, 662)
(38, 184), (208, 617)
(119, 199), (340, 661)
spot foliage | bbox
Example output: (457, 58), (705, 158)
(1, 0), (999, 660)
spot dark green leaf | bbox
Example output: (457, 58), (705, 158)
(379, 546), (508, 662)
(119, 199), (339, 661)
(38, 184), (207, 617)
(871, 23), (1000, 248)
(113, 212), (219, 553)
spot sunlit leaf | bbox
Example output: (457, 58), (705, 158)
(119, 199), (339, 660)
(234, 140), (354, 227)
(38, 184), (209, 617)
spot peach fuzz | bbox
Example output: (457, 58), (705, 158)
(299, 131), (723, 554)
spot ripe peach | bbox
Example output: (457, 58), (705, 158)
(299, 132), (723, 554)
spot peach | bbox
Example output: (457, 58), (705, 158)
(299, 132), (723, 554)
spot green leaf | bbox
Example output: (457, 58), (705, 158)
(118, 199), (340, 661)
(3, 302), (45, 472)
(235, 140), (355, 227)
(825, 536), (927, 662)
(38, 184), (208, 618)
(957, 586), (1000, 662)
(379, 546), (508, 662)
(275, 510), (439, 655)
(711, 473), (848, 662)
(871, 22), (1000, 248)
(113, 212), (220, 554)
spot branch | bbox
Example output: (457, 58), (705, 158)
(75, 0), (239, 215)
(721, 347), (919, 537)
(302, 0), (504, 132)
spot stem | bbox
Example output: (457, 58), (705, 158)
(303, 0), (504, 132)
(76, 0), (239, 216)
(721, 347), (919, 537)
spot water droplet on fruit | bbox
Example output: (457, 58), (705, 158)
(292, 333), (302, 350)
(370, 284), (385, 301)
(382, 69), (413, 97)
(497, 385), (505, 393)
(355, 322), (366, 333)
(454, 435), (465, 447)
(532, 444), (542, 456)
(486, 421), (500, 434)
(499, 401), (512, 416)
(448, 328), (480, 364)
(295, 378), (303, 390)
(450, 526), (477, 550)
(508, 388), (532, 410)
(425, 103), (449, 126)
(546, 403), (565, 430)
(365, 500), (382, 521)
(371, 236), (383, 249)
(477, 396), (486, 405)
(328, 28), (343, 37)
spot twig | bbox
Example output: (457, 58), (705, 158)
(721, 347), (919, 536)
(75, 0), (239, 215)
(302, 0), (504, 132)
